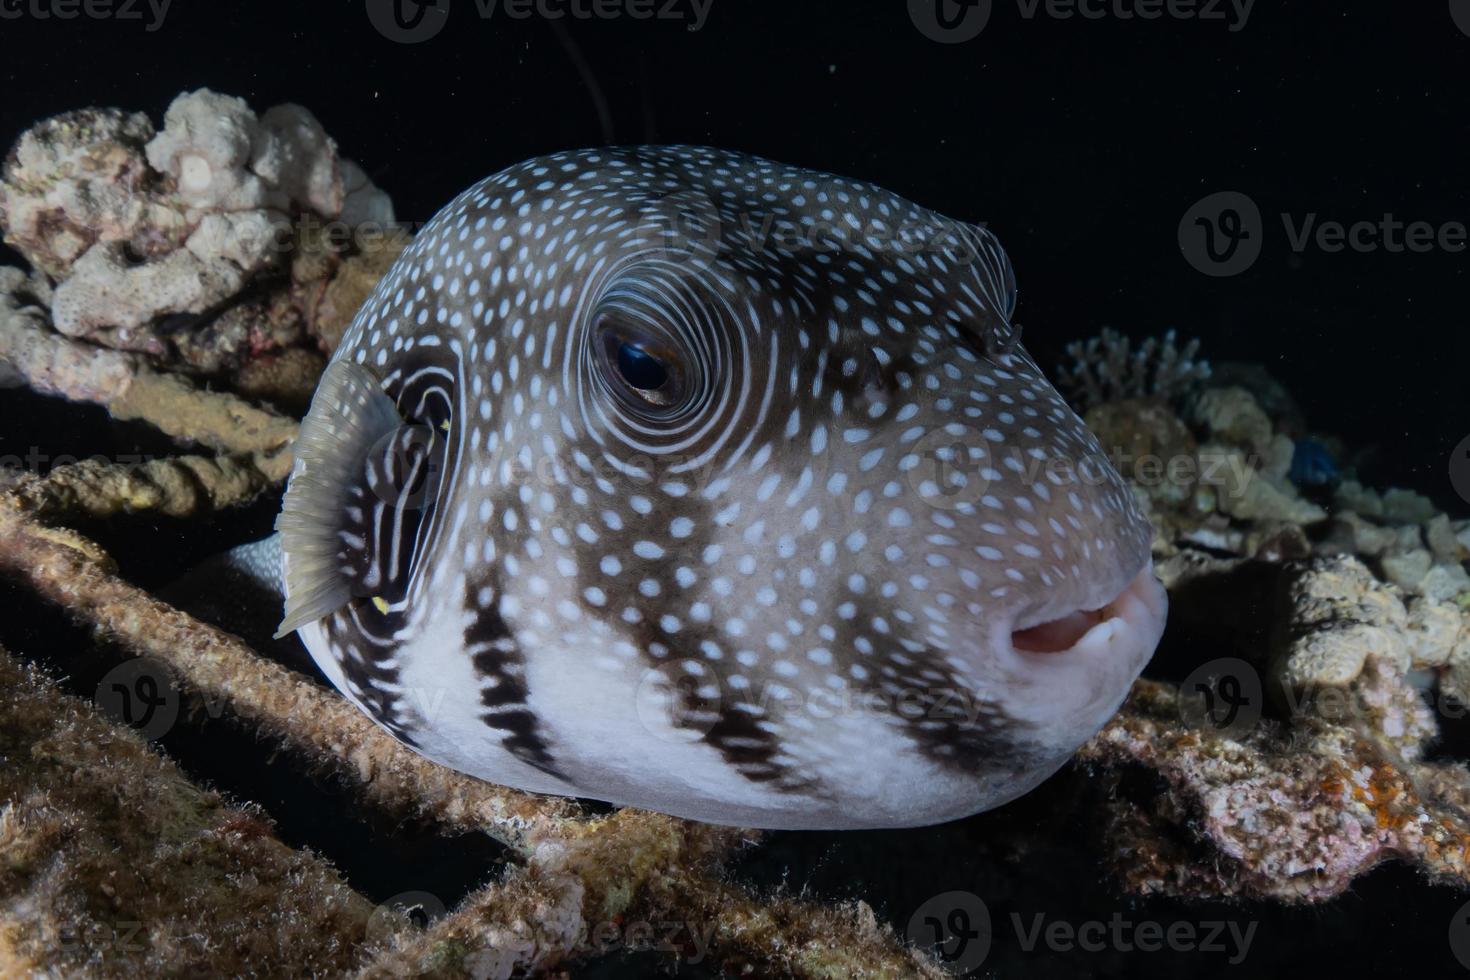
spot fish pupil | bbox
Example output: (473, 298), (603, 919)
(616, 341), (669, 391)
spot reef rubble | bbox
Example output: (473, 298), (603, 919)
(1063, 328), (1470, 901)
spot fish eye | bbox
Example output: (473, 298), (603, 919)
(596, 319), (686, 410)
(616, 341), (668, 391)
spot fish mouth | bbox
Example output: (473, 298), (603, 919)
(1007, 564), (1167, 661)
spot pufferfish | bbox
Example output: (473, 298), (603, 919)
(269, 145), (1167, 830)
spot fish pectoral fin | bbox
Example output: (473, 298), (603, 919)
(273, 359), (411, 638)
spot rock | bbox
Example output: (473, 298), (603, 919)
(1189, 385), (1272, 453)
(1335, 480), (1385, 519)
(1273, 556), (1407, 689)
(1427, 514), (1466, 563)
(1420, 563), (1470, 603)
(1380, 549), (1432, 592)
(1202, 445), (1326, 524)
(1381, 487), (1437, 525)
(1404, 596), (1464, 669)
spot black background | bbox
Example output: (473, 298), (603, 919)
(4, 0), (1467, 503)
(0, 2), (1467, 977)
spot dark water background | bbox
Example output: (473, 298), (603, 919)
(1, 2), (1468, 977)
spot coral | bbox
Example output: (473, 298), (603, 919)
(1079, 679), (1470, 902)
(1065, 362), (1470, 903)
(1201, 445), (1326, 525)
(1327, 483), (1470, 603)
(0, 269), (298, 482)
(0, 646), (378, 976)
(0, 88), (396, 387)
(1190, 385), (1273, 454)
(0, 107), (177, 280)
(1080, 552), (1470, 902)
(1082, 397), (1199, 510)
(1055, 327), (1211, 412)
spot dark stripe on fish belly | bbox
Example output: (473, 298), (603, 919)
(463, 570), (564, 778)
(324, 601), (419, 747)
(569, 458), (824, 795)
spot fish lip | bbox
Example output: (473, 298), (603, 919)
(1000, 561), (1168, 668)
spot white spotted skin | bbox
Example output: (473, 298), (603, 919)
(287, 146), (1168, 829)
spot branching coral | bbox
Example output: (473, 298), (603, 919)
(1055, 327), (1211, 413)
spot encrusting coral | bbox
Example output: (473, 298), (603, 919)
(1061, 328), (1470, 902)
(0, 646), (378, 976)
